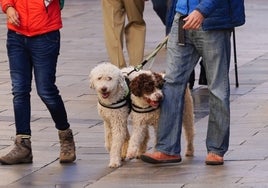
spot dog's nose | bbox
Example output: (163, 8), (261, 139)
(101, 87), (107, 92)
(156, 93), (163, 100)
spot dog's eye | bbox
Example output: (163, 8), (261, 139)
(156, 83), (163, 89)
(97, 76), (102, 80)
(106, 76), (112, 81)
(107, 77), (112, 81)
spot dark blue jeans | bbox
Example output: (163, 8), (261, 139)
(7, 30), (70, 135)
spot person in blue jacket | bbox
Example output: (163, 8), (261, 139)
(141, 0), (245, 165)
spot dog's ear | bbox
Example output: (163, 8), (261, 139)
(89, 73), (95, 89)
(119, 74), (128, 90)
(130, 73), (155, 97)
(129, 76), (143, 97)
(89, 79), (95, 89)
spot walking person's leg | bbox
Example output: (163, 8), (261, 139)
(101, 0), (126, 68)
(0, 30), (33, 165)
(124, 0), (146, 66)
(31, 31), (76, 163)
(199, 30), (231, 165)
(141, 15), (200, 163)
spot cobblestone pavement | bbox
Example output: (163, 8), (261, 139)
(0, 0), (268, 187)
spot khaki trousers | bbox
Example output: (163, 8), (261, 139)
(101, 0), (146, 68)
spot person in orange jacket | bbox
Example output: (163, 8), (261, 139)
(0, 0), (76, 165)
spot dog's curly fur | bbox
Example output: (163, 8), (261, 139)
(126, 70), (194, 159)
(89, 62), (130, 168)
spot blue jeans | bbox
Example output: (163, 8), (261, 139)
(7, 30), (70, 135)
(156, 14), (231, 157)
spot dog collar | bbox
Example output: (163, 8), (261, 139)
(98, 98), (128, 109)
(131, 103), (159, 113)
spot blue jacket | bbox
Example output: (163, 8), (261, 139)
(176, 0), (245, 30)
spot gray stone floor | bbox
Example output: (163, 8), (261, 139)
(0, 0), (268, 187)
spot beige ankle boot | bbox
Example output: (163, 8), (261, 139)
(58, 128), (76, 163)
(0, 135), (33, 165)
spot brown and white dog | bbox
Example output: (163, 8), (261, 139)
(124, 69), (194, 159)
(89, 62), (130, 168)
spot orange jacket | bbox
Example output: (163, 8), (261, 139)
(1, 0), (62, 36)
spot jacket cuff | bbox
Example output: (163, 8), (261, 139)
(3, 4), (14, 13)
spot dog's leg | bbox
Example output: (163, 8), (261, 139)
(127, 122), (148, 159)
(138, 127), (149, 157)
(109, 121), (128, 168)
(104, 122), (112, 152)
(152, 123), (158, 151)
(183, 87), (195, 157)
(121, 128), (130, 160)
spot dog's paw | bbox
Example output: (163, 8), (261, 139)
(126, 155), (135, 160)
(109, 157), (122, 168)
(185, 149), (194, 157)
(108, 161), (122, 168)
(126, 150), (139, 159)
(185, 143), (194, 157)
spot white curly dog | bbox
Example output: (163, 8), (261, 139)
(89, 62), (130, 168)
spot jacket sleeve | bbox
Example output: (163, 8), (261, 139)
(1, 0), (15, 13)
(195, 0), (221, 18)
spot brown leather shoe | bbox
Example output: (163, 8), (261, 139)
(140, 151), (181, 164)
(205, 152), (224, 165)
